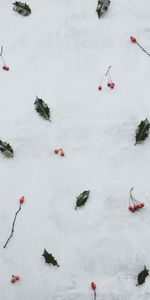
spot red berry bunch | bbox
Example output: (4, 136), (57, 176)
(128, 187), (144, 213)
(54, 148), (65, 157)
(91, 282), (97, 300)
(98, 65), (115, 91)
(11, 275), (20, 284)
(0, 46), (9, 71)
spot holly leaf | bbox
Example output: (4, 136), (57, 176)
(13, 1), (31, 16)
(42, 249), (59, 267)
(135, 118), (150, 145)
(0, 140), (14, 157)
(96, 0), (110, 18)
(137, 266), (149, 285)
(75, 190), (90, 210)
(34, 97), (50, 121)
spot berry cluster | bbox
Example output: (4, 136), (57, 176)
(54, 148), (65, 157)
(128, 187), (144, 213)
(11, 275), (20, 283)
(0, 46), (9, 71)
(98, 65), (115, 91)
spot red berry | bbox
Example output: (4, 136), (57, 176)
(131, 206), (135, 213)
(11, 276), (16, 283)
(130, 36), (137, 43)
(133, 205), (138, 210)
(2, 65), (9, 71)
(20, 196), (24, 204)
(91, 282), (96, 290)
(128, 206), (132, 211)
(110, 83), (115, 89)
(54, 149), (59, 154)
(61, 151), (65, 157)
(98, 85), (102, 91)
(140, 203), (144, 208)
(107, 82), (111, 87)
(15, 275), (20, 281)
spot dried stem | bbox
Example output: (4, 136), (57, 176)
(137, 42), (150, 57)
(99, 65), (112, 84)
(3, 203), (22, 248)
(94, 290), (96, 300)
(0, 46), (6, 65)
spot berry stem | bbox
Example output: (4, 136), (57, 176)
(94, 290), (96, 300)
(99, 65), (112, 84)
(3, 203), (22, 248)
(136, 41), (150, 57)
(0, 46), (6, 65)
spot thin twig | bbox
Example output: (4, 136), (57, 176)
(94, 290), (96, 300)
(137, 42), (150, 57)
(3, 203), (22, 248)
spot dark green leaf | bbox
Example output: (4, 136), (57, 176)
(0, 140), (13, 157)
(135, 118), (150, 145)
(42, 249), (59, 267)
(13, 1), (31, 16)
(34, 97), (50, 121)
(75, 190), (90, 210)
(137, 266), (149, 285)
(96, 0), (110, 18)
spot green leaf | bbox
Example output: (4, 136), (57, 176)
(135, 118), (150, 145)
(137, 266), (149, 285)
(96, 0), (110, 18)
(42, 249), (59, 267)
(34, 97), (50, 121)
(75, 190), (90, 210)
(13, 1), (31, 16)
(0, 140), (14, 157)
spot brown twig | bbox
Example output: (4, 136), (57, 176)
(3, 203), (22, 248)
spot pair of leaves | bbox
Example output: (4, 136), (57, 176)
(135, 118), (150, 145)
(96, 0), (110, 18)
(0, 140), (13, 157)
(75, 190), (90, 210)
(13, 1), (31, 15)
(42, 249), (59, 267)
(137, 266), (149, 285)
(34, 97), (51, 121)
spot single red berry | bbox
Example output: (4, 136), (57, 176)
(91, 282), (96, 290)
(98, 85), (102, 91)
(137, 203), (143, 208)
(2, 65), (9, 71)
(128, 205), (132, 211)
(110, 83), (115, 89)
(54, 149), (59, 154)
(15, 275), (20, 281)
(107, 82), (111, 87)
(130, 36), (137, 43)
(11, 276), (16, 283)
(61, 151), (65, 157)
(140, 203), (144, 208)
(20, 196), (24, 204)
(131, 206), (135, 213)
